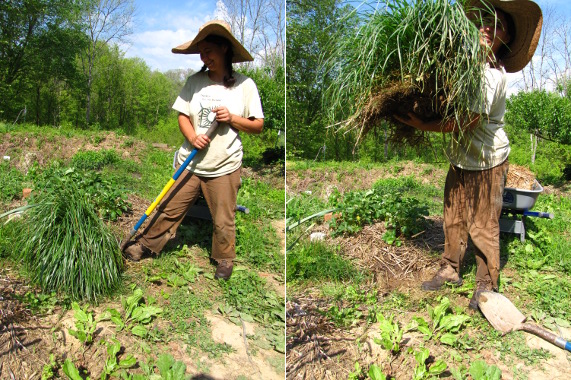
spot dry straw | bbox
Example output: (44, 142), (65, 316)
(322, 0), (487, 144)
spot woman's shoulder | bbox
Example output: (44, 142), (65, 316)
(233, 72), (256, 86)
(484, 64), (507, 85)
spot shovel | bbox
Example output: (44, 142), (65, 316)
(478, 291), (571, 352)
(120, 120), (219, 251)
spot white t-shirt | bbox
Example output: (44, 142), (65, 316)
(172, 71), (264, 177)
(446, 64), (510, 170)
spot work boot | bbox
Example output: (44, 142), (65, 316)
(469, 281), (493, 310)
(123, 243), (151, 262)
(421, 262), (462, 291)
(215, 260), (233, 280)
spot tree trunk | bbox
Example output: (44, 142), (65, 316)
(530, 133), (538, 164)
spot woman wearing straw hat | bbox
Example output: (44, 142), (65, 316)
(123, 20), (264, 280)
(395, 0), (542, 309)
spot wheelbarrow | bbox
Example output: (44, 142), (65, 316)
(499, 180), (553, 242)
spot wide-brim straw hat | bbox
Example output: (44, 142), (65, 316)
(466, 0), (542, 73)
(172, 20), (254, 63)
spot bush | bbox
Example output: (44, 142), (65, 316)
(72, 149), (120, 170)
(0, 161), (25, 203)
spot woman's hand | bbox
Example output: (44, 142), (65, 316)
(394, 113), (424, 129)
(213, 106), (233, 124)
(211, 106), (264, 134)
(191, 134), (211, 149)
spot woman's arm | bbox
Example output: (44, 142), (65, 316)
(213, 106), (264, 134)
(178, 113), (211, 149)
(393, 112), (481, 133)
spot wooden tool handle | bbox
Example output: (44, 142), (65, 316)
(521, 323), (571, 352)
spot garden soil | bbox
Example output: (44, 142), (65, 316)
(0, 132), (285, 380)
(286, 164), (570, 380)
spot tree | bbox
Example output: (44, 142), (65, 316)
(216, 0), (284, 72)
(0, 0), (84, 121)
(506, 90), (571, 164)
(80, 0), (134, 126)
(286, 0), (358, 159)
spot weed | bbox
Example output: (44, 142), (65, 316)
(468, 360), (502, 380)
(286, 240), (359, 282)
(41, 354), (58, 380)
(121, 287), (163, 338)
(0, 162), (25, 202)
(348, 362), (364, 380)
(15, 291), (58, 315)
(62, 358), (88, 380)
(100, 338), (137, 380)
(368, 364), (387, 380)
(72, 149), (119, 170)
(68, 302), (97, 345)
(410, 297), (470, 348)
(155, 353), (191, 380)
(373, 313), (404, 354)
(411, 347), (447, 380)
(236, 216), (283, 272)
(328, 181), (429, 240)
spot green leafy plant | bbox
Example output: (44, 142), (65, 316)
(328, 184), (429, 239)
(68, 302), (97, 345)
(62, 358), (89, 380)
(368, 364), (387, 380)
(373, 313), (403, 354)
(468, 360), (501, 380)
(155, 354), (190, 380)
(100, 338), (137, 380)
(411, 297), (470, 346)
(121, 287), (163, 338)
(41, 354), (58, 380)
(0, 161), (25, 202)
(71, 149), (119, 170)
(412, 347), (447, 380)
(31, 166), (131, 221)
(286, 240), (359, 282)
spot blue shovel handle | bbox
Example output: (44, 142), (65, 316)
(125, 121), (219, 241)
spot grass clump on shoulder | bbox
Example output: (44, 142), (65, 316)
(5, 166), (124, 301)
(322, 0), (485, 145)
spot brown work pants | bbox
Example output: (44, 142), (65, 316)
(442, 160), (508, 290)
(138, 167), (241, 261)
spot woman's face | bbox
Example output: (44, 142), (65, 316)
(197, 40), (228, 73)
(479, 9), (512, 57)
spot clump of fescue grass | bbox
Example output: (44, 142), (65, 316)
(12, 174), (123, 301)
(322, 0), (486, 144)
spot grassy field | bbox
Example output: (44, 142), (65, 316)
(0, 123), (285, 379)
(286, 158), (571, 380)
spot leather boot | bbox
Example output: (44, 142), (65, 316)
(215, 260), (233, 280)
(469, 281), (493, 310)
(123, 243), (151, 262)
(421, 262), (462, 291)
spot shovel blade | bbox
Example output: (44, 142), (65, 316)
(478, 291), (526, 334)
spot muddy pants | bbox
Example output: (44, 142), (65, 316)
(138, 167), (241, 261)
(442, 159), (508, 290)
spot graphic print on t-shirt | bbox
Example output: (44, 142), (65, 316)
(198, 104), (217, 128)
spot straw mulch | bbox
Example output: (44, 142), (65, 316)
(286, 219), (444, 378)
(506, 164), (536, 190)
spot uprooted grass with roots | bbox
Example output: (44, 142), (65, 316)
(322, 0), (486, 145)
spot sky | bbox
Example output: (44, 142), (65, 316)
(126, 0), (571, 93)
(122, 0), (224, 72)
